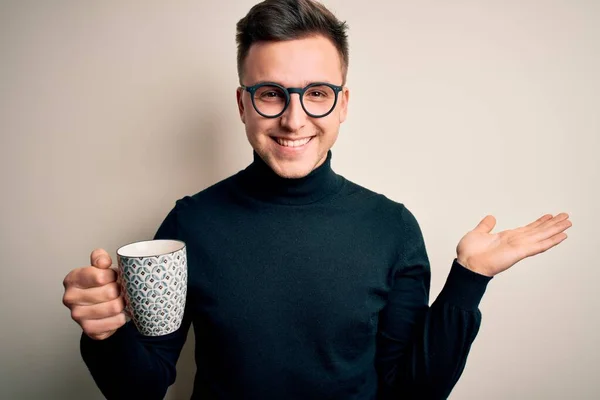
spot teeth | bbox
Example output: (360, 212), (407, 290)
(275, 137), (312, 148)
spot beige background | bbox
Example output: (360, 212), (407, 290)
(1, 0), (598, 399)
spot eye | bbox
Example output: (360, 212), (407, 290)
(307, 90), (326, 98)
(257, 87), (286, 102)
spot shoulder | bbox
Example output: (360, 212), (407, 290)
(156, 172), (240, 229)
(338, 175), (424, 236)
(169, 173), (239, 214)
(153, 173), (237, 239)
(338, 176), (407, 214)
(337, 176), (429, 269)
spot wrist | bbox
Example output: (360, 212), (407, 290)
(457, 256), (494, 277)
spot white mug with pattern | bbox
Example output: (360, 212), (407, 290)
(116, 239), (187, 336)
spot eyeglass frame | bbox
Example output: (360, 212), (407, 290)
(239, 81), (344, 119)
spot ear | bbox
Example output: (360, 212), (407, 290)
(338, 86), (350, 124)
(236, 87), (246, 124)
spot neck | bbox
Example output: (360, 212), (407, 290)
(236, 151), (343, 205)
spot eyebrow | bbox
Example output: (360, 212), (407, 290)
(250, 80), (337, 87)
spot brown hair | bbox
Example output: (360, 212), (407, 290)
(235, 0), (349, 84)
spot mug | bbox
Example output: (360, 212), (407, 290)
(116, 239), (187, 336)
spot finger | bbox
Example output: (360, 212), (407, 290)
(67, 266), (117, 289)
(63, 282), (120, 306)
(90, 249), (113, 269)
(473, 215), (496, 233)
(519, 213), (568, 234)
(80, 312), (127, 337)
(87, 330), (118, 341)
(525, 232), (568, 258)
(71, 295), (125, 321)
(536, 213), (570, 230)
(519, 214), (553, 232)
(531, 218), (573, 243)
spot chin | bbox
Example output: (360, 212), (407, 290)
(252, 138), (329, 179)
(271, 162), (314, 179)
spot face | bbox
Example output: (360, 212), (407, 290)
(236, 35), (350, 179)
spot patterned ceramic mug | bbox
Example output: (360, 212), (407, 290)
(116, 239), (187, 336)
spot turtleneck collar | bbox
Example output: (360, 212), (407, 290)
(235, 150), (344, 205)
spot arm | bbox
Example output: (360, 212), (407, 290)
(80, 313), (192, 399)
(375, 206), (491, 400)
(80, 201), (192, 400)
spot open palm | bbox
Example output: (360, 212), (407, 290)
(456, 213), (572, 277)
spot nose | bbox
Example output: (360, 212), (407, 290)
(280, 93), (306, 132)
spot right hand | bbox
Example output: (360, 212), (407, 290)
(62, 249), (126, 340)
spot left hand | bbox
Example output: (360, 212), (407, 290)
(456, 213), (572, 277)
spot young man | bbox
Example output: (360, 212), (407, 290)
(62, 1), (572, 399)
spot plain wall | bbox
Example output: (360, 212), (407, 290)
(1, 0), (598, 399)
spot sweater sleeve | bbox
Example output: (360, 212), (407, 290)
(375, 206), (492, 400)
(80, 200), (193, 400)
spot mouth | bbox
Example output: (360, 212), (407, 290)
(271, 136), (315, 149)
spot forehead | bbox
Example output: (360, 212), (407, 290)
(243, 35), (343, 86)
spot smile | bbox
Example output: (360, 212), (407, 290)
(272, 136), (314, 148)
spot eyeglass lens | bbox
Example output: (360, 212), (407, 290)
(252, 84), (336, 117)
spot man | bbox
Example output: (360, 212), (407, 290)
(61, 0), (572, 399)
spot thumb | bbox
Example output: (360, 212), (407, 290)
(90, 248), (113, 269)
(473, 215), (496, 233)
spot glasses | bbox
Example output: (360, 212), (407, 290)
(240, 82), (344, 119)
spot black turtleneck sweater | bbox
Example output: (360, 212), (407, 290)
(80, 151), (492, 400)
